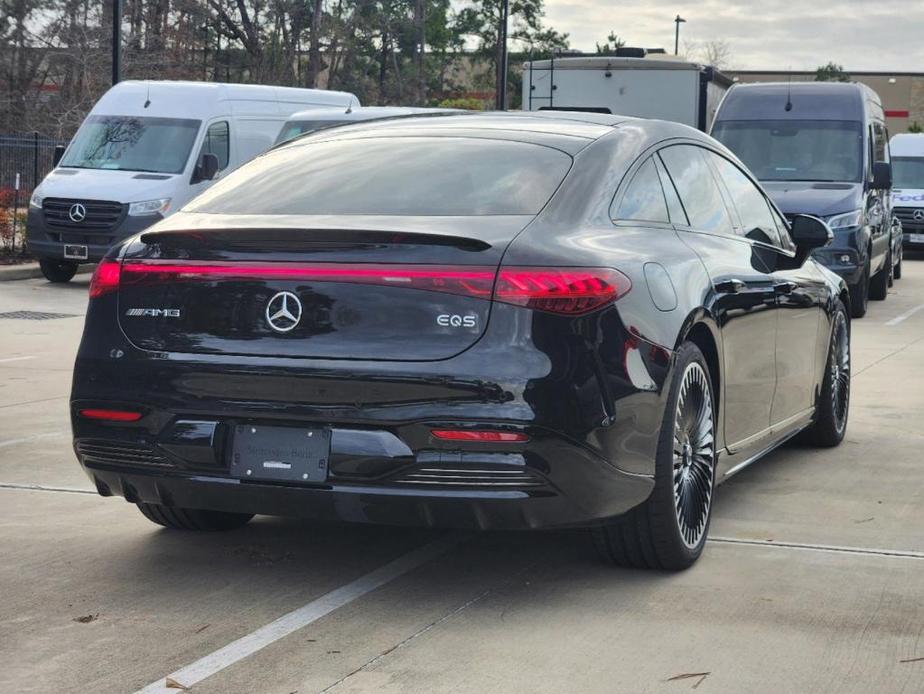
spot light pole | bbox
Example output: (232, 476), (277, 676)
(496, 0), (509, 110)
(112, 0), (121, 85)
(674, 14), (686, 56)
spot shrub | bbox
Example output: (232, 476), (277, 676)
(437, 97), (486, 111)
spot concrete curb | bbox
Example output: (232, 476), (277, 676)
(0, 262), (95, 282)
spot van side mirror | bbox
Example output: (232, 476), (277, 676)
(193, 153), (220, 183)
(53, 144), (66, 167)
(790, 214), (833, 256)
(872, 161), (892, 189)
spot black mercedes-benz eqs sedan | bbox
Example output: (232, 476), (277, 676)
(71, 112), (851, 569)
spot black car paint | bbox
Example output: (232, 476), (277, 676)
(71, 113), (847, 530)
(711, 82), (892, 292)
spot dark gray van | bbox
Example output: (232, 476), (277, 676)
(712, 82), (892, 317)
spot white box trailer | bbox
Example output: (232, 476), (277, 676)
(521, 56), (732, 132)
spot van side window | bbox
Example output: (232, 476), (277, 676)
(658, 145), (734, 236)
(202, 121), (230, 171)
(708, 152), (782, 247)
(612, 158), (670, 224)
(873, 122), (888, 162)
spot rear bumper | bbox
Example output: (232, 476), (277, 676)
(71, 298), (671, 529)
(75, 437), (655, 530)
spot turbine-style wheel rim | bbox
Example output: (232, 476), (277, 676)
(830, 312), (850, 430)
(672, 362), (715, 550)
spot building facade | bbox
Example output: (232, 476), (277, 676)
(727, 70), (924, 135)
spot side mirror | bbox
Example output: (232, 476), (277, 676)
(192, 152), (220, 183)
(872, 161), (892, 189)
(53, 144), (66, 167)
(790, 214), (833, 254)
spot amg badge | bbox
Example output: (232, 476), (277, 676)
(125, 308), (182, 318)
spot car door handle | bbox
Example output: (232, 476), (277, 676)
(774, 281), (798, 295)
(714, 278), (747, 294)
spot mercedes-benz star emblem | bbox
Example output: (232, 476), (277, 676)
(265, 291), (302, 333)
(913, 209), (924, 222)
(68, 203), (87, 223)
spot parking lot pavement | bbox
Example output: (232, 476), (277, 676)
(2, 264), (924, 694)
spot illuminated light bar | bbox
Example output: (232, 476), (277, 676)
(431, 429), (529, 442)
(119, 260), (496, 299)
(78, 408), (143, 422)
(117, 260), (629, 315)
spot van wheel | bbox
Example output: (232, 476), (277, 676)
(803, 302), (850, 447)
(39, 259), (78, 283)
(591, 343), (715, 571)
(137, 503), (253, 531)
(870, 251), (889, 300)
(849, 262), (869, 318)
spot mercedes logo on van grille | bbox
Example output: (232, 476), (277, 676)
(68, 203), (87, 223)
(265, 291), (302, 333)
(913, 210), (924, 222)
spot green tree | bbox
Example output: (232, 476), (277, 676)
(455, 0), (568, 108)
(595, 31), (625, 55)
(907, 122), (924, 134)
(815, 62), (850, 82)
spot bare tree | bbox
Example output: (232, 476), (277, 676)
(702, 39), (732, 71)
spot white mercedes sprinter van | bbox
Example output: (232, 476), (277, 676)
(274, 106), (462, 145)
(27, 80), (359, 282)
(890, 133), (924, 250)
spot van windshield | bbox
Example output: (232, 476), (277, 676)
(60, 115), (201, 174)
(275, 120), (348, 145)
(712, 120), (864, 183)
(892, 157), (924, 189)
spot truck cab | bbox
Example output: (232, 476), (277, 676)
(712, 82), (893, 317)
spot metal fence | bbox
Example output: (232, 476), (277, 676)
(0, 133), (67, 198)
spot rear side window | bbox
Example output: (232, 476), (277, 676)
(185, 137), (572, 216)
(708, 153), (782, 246)
(612, 158), (669, 223)
(659, 145), (734, 236)
(201, 121), (230, 170)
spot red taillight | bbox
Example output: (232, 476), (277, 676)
(116, 260), (628, 315)
(89, 259), (121, 298)
(78, 408), (143, 422)
(493, 267), (631, 315)
(431, 429), (529, 442)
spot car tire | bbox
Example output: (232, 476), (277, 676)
(870, 251), (889, 300)
(592, 342), (716, 571)
(802, 302), (850, 448)
(136, 502), (254, 531)
(39, 259), (78, 283)
(849, 262), (869, 318)
(894, 254), (902, 280)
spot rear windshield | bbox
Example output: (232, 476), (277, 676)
(185, 137), (572, 216)
(892, 157), (924, 189)
(712, 120), (863, 183)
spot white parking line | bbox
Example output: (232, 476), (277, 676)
(0, 355), (37, 363)
(0, 482), (95, 495)
(711, 536), (924, 560)
(885, 303), (924, 326)
(0, 431), (68, 449)
(134, 533), (463, 694)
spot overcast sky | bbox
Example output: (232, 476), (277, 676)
(540, 0), (921, 71)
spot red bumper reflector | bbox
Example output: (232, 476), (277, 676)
(89, 259), (121, 298)
(431, 429), (529, 442)
(79, 408), (143, 422)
